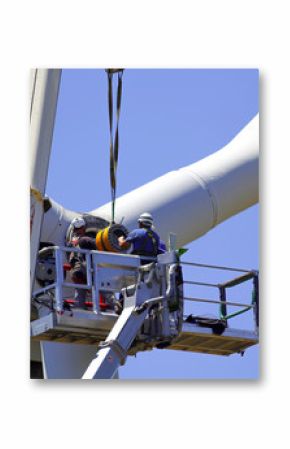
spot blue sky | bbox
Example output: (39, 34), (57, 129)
(46, 68), (259, 379)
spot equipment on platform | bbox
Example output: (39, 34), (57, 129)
(95, 224), (129, 253)
(31, 244), (259, 379)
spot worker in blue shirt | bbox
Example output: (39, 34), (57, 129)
(119, 212), (162, 262)
(115, 213), (164, 314)
(158, 239), (167, 254)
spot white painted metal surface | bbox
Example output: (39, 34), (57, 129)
(41, 343), (100, 379)
(30, 69), (61, 289)
(40, 197), (76, 245)
(92, 115), (259, 247)
(40, 115), (258, 248)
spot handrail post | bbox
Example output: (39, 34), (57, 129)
(85, 251), (93, 306)
(252, 274), (259, 333)
(54, 247), (64, 312)
(85, 251), (92, 288)
(160, 264), (171, 338)
(91, 252), (100, 314)
(219, 286), (227, 322)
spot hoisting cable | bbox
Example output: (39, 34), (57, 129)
(105, 68), (124, 224)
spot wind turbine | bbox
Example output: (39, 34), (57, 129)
(30, 69), (259, 379)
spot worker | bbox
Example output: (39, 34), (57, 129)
(67, 217), (89, 306)
(158, 239), (167, 254)
(67, 218), (115, 311)
(114, 213), (162, 315)
(69, 217), (86, 246)
(118, 212), (161, 263)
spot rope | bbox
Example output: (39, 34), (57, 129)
(106, 69), (124, 224)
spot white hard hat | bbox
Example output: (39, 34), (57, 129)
(71, 217), (86, 229)
(138, 212), (154, 227)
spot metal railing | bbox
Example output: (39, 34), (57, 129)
(180, 260), (259, 332)
(33, 246), (94, 311)
(32, 248), (259, 333)
(32, 246), (144, 314)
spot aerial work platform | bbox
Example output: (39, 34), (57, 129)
(168, 322), (257, 356)
(31, 246), (259, 370)
(31, 311), (258, 356)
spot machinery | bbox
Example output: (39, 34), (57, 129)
(30, 69), (259, 379)
(31, 246), (184, 379)
(31, 241), (258, 378)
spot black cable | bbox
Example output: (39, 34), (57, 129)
(105, 69), (124, 224)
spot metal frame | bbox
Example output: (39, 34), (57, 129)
(31, 248), (259, 377)
(32, 248), (259, 336)
(181, 260), (259, 333)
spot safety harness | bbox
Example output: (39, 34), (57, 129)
(132, 229), (159, 257)
(146, 230), (158, 256)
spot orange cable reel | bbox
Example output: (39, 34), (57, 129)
(96, 224), (130, 253)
